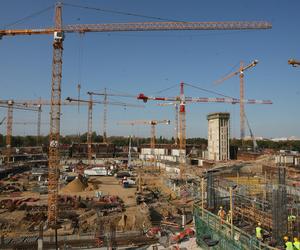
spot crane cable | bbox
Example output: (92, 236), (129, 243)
(63, 2), (186, 23)
(184, 82), (237, 99)
(2, 5), (54, 29)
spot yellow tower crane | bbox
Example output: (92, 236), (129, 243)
(0, 100), (39, 163)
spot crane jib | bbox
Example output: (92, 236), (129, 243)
(0, 21), (272, 37)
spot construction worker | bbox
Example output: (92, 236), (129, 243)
(217, 206), (226, 224)
(294, 237), (300, 250)
(226, 210), (232, 224)
(284, 236), (293, 250)
(288, 214), (296, 235)
(255, 222), (263, 241)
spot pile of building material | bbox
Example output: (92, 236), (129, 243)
(60, 176), (88, 193)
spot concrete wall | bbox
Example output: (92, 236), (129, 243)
(207, 113), (230, 161)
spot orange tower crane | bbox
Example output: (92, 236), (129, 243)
(103, 88), (108, 144)
(66, 95), (144, 166)
(288, 59), (300, 67)
(0, 2), (271, 226)
(137, 82), (272, 178)
(117, 119), (170, 166)
(215, 60), (259, 140)
(0, 100), (39, 163)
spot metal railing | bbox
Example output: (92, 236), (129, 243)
(194, 205), (278, 250)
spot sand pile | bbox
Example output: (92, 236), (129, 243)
(85, 182), (98, 191)
(61, 177), (88, 193)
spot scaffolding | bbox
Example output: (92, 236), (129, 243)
(194, 206), (278, 250)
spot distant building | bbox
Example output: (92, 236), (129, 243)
(207, 112), (230, 161)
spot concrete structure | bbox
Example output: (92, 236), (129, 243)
(275, 152), (300, 166)
(207, 112), (230, 161)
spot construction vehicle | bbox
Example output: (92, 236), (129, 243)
(0, 1), (272, 226)
(215, 60), (259, 140)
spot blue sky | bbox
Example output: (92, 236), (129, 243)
(0, 0), (299, 139)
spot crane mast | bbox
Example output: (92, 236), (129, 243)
(215, 60), (258, 140)
(6, 101), (13, 163)
(37, 105), (42, 146)
(87, 93), (93, 166)
(240, 61), (245, 140)
(175, 104), (179, 145)
(103, 88), (108, 144)
(179, 82), (186, 178)
(47, 2), (63, 227)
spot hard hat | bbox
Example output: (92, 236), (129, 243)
(284, 236), (289, 241)
(258, 222), (261, 226)
(220, 206), (223, 209)
(294, 237), (298, 241)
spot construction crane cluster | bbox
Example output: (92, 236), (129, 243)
(0, 2), (273, 229)
(136, 82), (272, 178)
(66, 94), (144, 166)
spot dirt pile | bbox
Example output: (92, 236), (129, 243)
(61, 177), (88, 193)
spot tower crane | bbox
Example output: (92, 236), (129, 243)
(288, 59), (300, 67)
(4, 99), (88, 146)
(66, 95), (144, 166)
(0, 2), (271, 226)
(117, 119), (171, 166)
(137, 82), (272, 178)
(88, 90), (141, 145)
(0, 101), (39, 163)
(103, 88), (108, 144)
(214, 60), (259, 140)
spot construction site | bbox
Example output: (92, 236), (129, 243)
(0, 1), (300, 250)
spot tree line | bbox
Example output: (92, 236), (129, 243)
(1, 133), (300, 151)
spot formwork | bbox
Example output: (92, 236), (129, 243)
(194, 206), (277, 250)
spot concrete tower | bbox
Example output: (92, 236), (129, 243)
(207, 112), (230, 161)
